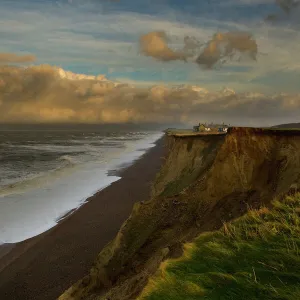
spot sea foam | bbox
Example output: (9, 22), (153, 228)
(0, 132), (163, 244)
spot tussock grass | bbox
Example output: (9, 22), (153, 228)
(139, 193), (300, 300)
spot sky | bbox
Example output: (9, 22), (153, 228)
(0, 0), (300, 126)
(1, 0), (300, 92)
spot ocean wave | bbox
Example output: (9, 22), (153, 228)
(59, 154), (81, 165)
(0, 131), (162, 200)
(3, 144), (102, 156)
(10, 144), (86, 152)
(0, 157), (81, 198)
(0, 131), (163, 242)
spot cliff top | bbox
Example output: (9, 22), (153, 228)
(166, 126), (300, 137)
(59, 125), (300, 300)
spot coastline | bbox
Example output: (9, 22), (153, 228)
(0, 135), (166, 300)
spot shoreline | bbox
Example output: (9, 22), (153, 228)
(0, 135), (166, 300)
(0, 132), (163, 245)
(0, 134), (162, 257)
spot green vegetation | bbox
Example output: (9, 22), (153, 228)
(166, 127), (300, 138)
(140, 193), (300, 300)
(165, 129), (194, 135)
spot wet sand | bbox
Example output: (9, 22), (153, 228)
(0, 136), (166, 300)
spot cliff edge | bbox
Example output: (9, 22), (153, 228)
(59, 127), (300, 300)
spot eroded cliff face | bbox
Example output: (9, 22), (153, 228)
(59, 127), (300, 300)
(151, 133), (225, 198)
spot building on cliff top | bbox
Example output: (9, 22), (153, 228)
(193, 123), (211, 132)
(218, 124), (229, 132)
(193, 123), (229, 133)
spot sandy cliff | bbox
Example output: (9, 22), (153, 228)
(59, 127), (300, 300)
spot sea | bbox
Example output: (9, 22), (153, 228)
(0, 124), (164, 244)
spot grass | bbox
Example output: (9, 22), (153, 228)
(139, 193), (300, 300)
(165, 128), (225, 137)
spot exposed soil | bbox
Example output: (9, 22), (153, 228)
(59, 127), (300, 300)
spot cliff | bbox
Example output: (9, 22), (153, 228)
(139, 192), (300, 299)
(59, 127), (300, 300)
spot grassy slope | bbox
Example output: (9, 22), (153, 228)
(139, 193), (300, 300)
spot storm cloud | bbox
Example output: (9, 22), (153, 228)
(265, 0), (300, 23)
(276, 0), (300, 14)
(0, 64), (299, 126)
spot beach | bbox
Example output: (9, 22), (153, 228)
(0, 136), (166, 300)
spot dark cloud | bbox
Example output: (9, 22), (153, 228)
(0, 65), (299, 126)
(265, 0), (300, 23)
(264, 13), (280, 22)
(183, 35), (204, 57)
(276, 0), (300, 14)
(0, 53), (36, 64)
(196, 32), (258, 69)
(139, 31), (257, 69)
